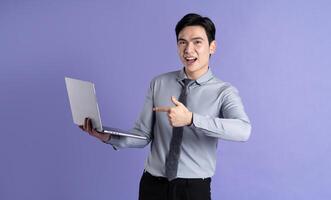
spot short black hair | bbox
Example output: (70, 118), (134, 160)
(175, 13), (216, 44)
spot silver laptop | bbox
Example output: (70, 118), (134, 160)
(65, 77), (147, 140)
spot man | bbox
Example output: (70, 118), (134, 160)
(80, 13), (251, 200)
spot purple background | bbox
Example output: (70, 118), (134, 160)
(1, 0), (330, 199)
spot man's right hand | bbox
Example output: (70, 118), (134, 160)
(79, 118), (111, 142)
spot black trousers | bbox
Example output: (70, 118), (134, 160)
(139, 171), (211, 200)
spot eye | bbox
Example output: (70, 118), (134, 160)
(194, 40), (202, 45)
(178, 41), (186, 45)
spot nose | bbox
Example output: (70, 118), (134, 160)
(184, 42), (194, 54)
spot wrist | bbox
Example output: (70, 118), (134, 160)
(187, 112), (193, 126)
(101, 134), (111, 143)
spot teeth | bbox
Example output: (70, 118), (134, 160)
(185, 57), (196, 60)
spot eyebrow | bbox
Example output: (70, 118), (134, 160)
(178, 37), (204, 42)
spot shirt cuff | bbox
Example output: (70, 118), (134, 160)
(190, 112), (202, 128)
(103, 135), (121, 150)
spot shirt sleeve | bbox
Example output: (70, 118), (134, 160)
(104, 80), (155, 150)
(191, 85), (251, 141)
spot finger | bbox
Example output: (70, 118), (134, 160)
(87, 118), (92, 132)
(84, 118), (88, 130)
(168, 112), (174, 119)
(167, 116), (173, 127)
(153, 106), (171, 112)
(167, 112), (176, 127)
(92, 128), (100, 136)
(171, 96), (182, 106)
(93, 127), (103, 134)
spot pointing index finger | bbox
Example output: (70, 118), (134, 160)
(153, 106), (171, 112)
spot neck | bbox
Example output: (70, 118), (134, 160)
(184, 66), (209, 80)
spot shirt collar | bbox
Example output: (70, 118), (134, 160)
(176, 67), (214, 85)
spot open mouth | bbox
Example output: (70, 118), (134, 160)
(184, 57), (197, 65)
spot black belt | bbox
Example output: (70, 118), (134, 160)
(143, 170), (211, 182)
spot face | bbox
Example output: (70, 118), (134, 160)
(177, 26), (216, 79)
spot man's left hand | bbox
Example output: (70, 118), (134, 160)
(153, 96), (193, 127)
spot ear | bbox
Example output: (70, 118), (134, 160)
(209, 40), (217, 55)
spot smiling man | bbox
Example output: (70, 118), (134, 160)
(80, 13), (251, 200)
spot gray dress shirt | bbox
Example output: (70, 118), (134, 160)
(107, 68), (251, 179)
